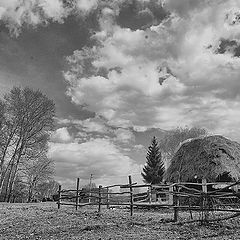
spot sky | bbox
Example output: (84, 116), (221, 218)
(0, 0), (240, 188)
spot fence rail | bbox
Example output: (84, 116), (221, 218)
(57, 176), (240, 223)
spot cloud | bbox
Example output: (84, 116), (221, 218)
(0, 0), (168, 37)
(64, 26), (187, 130)
(48, 138), (139, 187)
(76, 0), (99, 13)
(0, 0), (66, 36)
(64, 0), (240, 142)
(116, 0), (168, 30)
(56, 116), (138, 144)
(57, 117), (108, 133)
(51, 127), (72, 143)
(163, 0), (210, 17)
(39, 0), (68, 22)
(114, 128), (135, 143)
(0, 0), (101, 36)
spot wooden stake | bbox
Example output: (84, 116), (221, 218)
(106, 187), (110, 209)
(202, 178), (209, 222)
(98, 185), (102, 213)
(129, 175), (133, 216)
(169, 184), (174, 205)
(76, 178), (80, 211)
(149, 186), (152, 204)
(173, 185), (179, 222)
(202, 178), (207, 193)
(57, 185), (62, 209)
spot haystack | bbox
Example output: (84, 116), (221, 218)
(165, 135), (240, 182)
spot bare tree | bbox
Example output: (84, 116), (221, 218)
(22, 155), (54, 202)
(159, 127), (208, 168)
(0, 87), (55, 202)
(36, 180), (59, 201)
(8, 175), (27, 203)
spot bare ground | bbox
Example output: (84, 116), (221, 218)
(1, 202), (240, 240)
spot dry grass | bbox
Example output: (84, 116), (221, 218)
(1, 202), (240, 239)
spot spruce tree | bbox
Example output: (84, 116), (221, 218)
(141, 136), (165, 184)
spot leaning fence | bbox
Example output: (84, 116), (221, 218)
(57, 176), (240, 223)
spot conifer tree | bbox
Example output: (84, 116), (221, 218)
(141, 136), (165, 184)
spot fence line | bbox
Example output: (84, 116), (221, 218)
(57, 176), (240, 223)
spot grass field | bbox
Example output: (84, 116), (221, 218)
(1, 202), (240, 239)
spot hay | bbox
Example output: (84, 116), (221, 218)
(165, 135), (240, 182)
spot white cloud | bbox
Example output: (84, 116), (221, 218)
(114, 128), (135, 143)
(39, 0), (68, 22)
(48, 138), (139, 187)
(57, 117), (108, 134)
(51, 127), (72, 143)
(0, 0), (69, 36)
(64, 0), (240, 141)
(76, 0), (98, 13)
(80, 118), (107, 133)
(0, 0), (101, 36)
(65, 26), (186, 129)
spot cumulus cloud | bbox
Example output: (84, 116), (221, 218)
(76, 0), (98, 13)
(64, 0), (240, 142)
(51, 127), (72, 143)
(48, 138), (139, 187)
(114, 128), (135, 143)
(0, 0), (67, 36)
(0, 0), (102, 36)
(0, 0), (167, 36)
(64, 26), (186, 130)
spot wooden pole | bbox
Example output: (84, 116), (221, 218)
(98, 185), (102, 213)
(89, 174), (93, 203)
(173, 185), (179, 222)
(76, 178), (80, 211)
(149, 185), (152, 204)
(129, 175), (133, 216)
(106, 187), (110, 209)
(169, 184), (174, 205)
(202, 178), (207, 193)
(57, 185), (62, 209)
(202, 178), (208, 222)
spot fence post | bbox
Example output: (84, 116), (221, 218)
(169, 184), (173, 205)
(129, 175), (133, 216)
(173, 185), (179, 222)
(57, 185), (62, 209)
(202, 178), (208, 222)
(98, 185), (102, 213)
(202, 178), (207, 193)
(76, 178), (80, 211)
(149, 185), (152, 204)
(106, 187), (110, 209)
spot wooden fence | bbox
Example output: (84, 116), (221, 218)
(57, 176), (240, 223)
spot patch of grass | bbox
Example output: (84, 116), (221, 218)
(0, 203), (240, 239)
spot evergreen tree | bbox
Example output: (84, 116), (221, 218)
(141, 136), (165, 184)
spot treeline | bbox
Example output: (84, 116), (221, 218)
(0, 87), (57, 202)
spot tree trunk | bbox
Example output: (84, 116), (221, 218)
(3, 160), (16, 202)
(6, 168), (18, 203)
(0, 124), (18, 177)
(4, 138), (25, 202)
(28, 185), (33, 203)
(0, 159), (12, 193)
